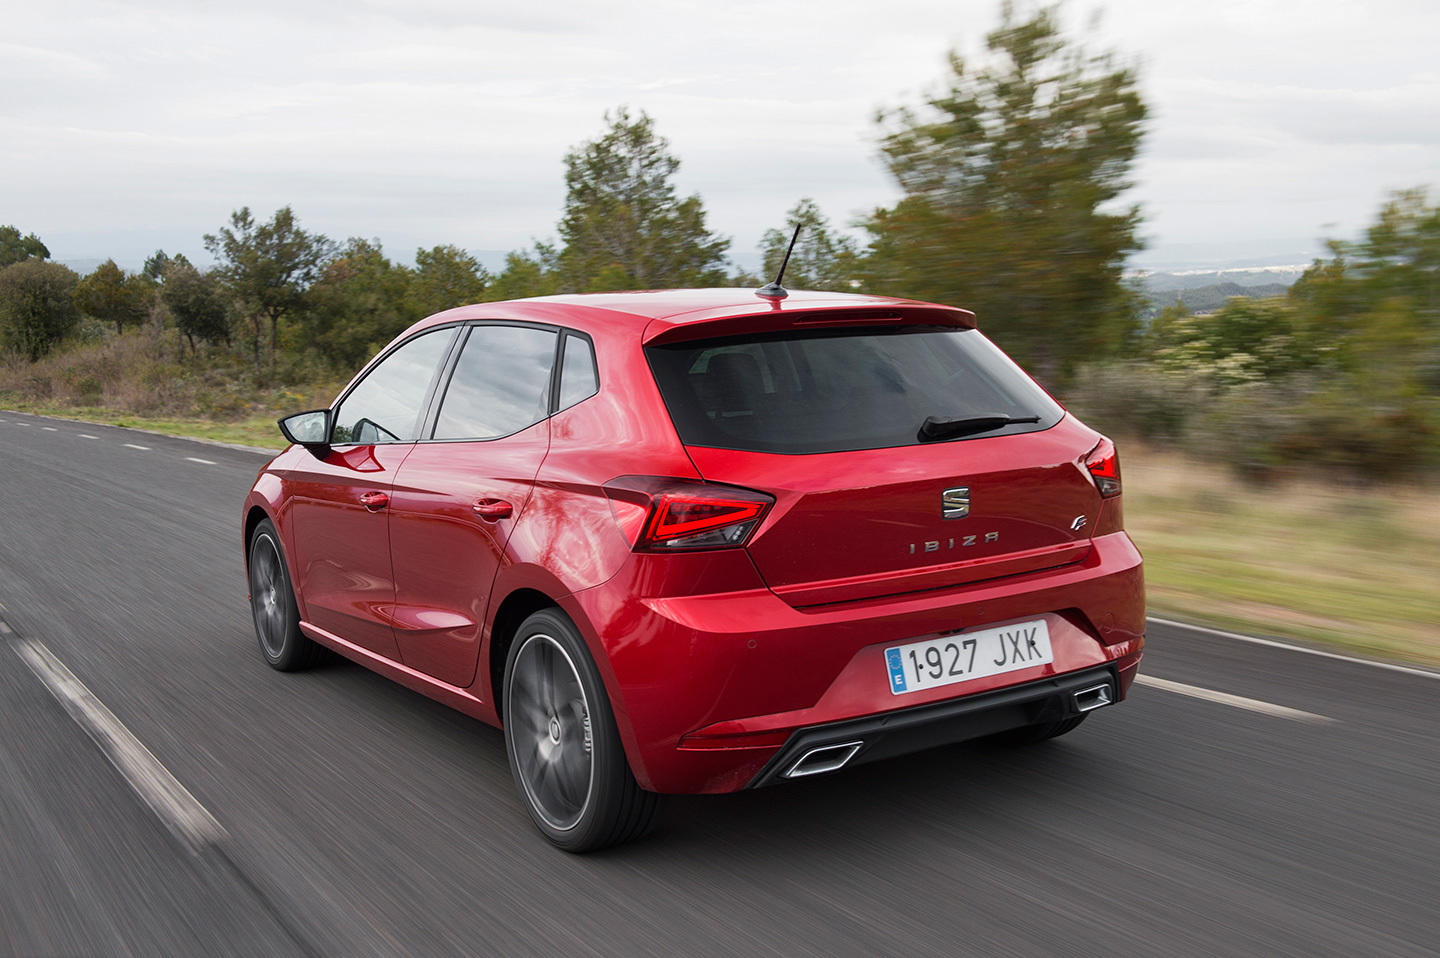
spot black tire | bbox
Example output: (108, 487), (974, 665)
(503, 609), (659, 852)
(995, 713), (1087, 745)
(248, 519), (323, 671)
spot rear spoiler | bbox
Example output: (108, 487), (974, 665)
(642, 301), (977, 347)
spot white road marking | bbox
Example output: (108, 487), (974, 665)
(11, 635), (227, 854)
(1148, 616), (1440, 680)
(79, 433), (100, 439)
(0, 620), (10, 635)
(123, 443), (151, 451)
(42, 426), (58, 431)
(13, 421), (29, 426)
(1135, 674), (1335, 725)
(185, 457), (216, 465)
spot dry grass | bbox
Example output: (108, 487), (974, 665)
(1122, 446), (1440, 667)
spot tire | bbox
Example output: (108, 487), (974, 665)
(995, 713), (1087, 745)
(503, 609), (659, 852)
(248, 519), (324, 671)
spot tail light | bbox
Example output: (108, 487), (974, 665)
(1085, 438), (1122, 498)
(603, 477), (773, 551)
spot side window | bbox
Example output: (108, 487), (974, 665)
(332, 328), (455, 444)
(557, 334), (599, 410)
(433, 325), (558, 440)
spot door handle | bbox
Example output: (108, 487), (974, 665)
(359, 491), (390, 511)
(472, 498), (513, 520)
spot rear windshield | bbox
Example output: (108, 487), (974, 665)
(646, 326), (1063, 454)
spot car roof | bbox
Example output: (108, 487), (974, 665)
(407, 288), (975, 342)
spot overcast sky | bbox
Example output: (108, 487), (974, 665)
(4, 0), (1437, 272)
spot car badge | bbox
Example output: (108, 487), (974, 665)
(942, 486), (970, 519)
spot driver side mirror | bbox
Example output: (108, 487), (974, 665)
(278, 409), (332, 456)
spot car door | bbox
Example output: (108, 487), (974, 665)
(283, 326), (459, 660)
(387, 323), (560, 688)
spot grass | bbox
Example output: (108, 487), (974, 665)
(1122, 447), (1440, 667)
(4, 390), (1438, 668)
(0, 398), (287, 450)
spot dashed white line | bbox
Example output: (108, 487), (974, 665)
(123, 443), (151, 451)
(78, 433), (100, 440)
(0, 620), (11, 636)
(11, 634), (227, 854)
(1148, 616), (1440, 680)
(13, 421), (29, 426)
(184, 456), (216, 465)
(42, 426), (58, 431)
(1134, 674), (1335, 725)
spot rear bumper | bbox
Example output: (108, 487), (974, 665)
(748, 665), (1118, 788)
(563, 530), (1144, 794)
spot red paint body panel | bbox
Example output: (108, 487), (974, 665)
(244, 289), (1146, 797)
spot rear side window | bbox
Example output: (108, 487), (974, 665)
(646, 326), (1063, 454)
(432, 324), (558, 440)
(557, 334), (598, 410)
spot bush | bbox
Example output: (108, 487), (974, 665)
(1063, 360), (1211, 445)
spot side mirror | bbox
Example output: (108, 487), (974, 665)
(278, 409), (331, 456)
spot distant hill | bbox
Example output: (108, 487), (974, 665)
(1132, 265), (1302, 317)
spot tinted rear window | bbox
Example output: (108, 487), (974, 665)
(646, 326), (1063, 454)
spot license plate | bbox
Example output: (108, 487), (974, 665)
(884, 619), (1052, 695)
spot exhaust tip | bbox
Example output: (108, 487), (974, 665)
(1073, 683), (1113, 713)
(784, 741), (864, 779)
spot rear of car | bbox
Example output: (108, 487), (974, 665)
(566, 299), (1145, 794)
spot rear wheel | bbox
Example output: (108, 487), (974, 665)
(248, 519), (323, 671)
(503, 609), (658, 852)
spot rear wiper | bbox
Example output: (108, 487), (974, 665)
(918, 413), (1041, 442)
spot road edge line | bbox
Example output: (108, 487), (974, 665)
(1133, 674), (1335, 724)
(1146, 616), (1440, 680)
(11, 635), (227, 854)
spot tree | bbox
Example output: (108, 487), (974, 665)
(161, 262), (229, 351)
(0, 226), (49, 267)
(408, 244), (489, 318)
(304, 238), (416, 368)
(204, 206), (334, 368)
(143, 249), (191, 283)
(0, 260), (80, 360)
(556, 107), (730, 290)
(758, 198), (861, 291)
(862, 3), (1147, 385)
(488, 245), (562, 301)
(75, 259), (151, 335)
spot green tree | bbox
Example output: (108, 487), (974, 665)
(488, 245), (562, 301)
(304, 238), (416, 368)
(557, 107), (730, 290)
(408, 244), (489, 317)
(143, 249), (191, 283)
(862, 2), (1147, 385)
(0, 226), (50, 267)
(758, 198), (861, 291)
(161, 262), (229, 351)
(204, 206), (334, 368)
(75, 259), (151, 335)
(0, 260), (80, 360)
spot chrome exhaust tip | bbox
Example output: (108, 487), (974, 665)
(783, 741), (864, 779)
(1072, 683), (1114, 713)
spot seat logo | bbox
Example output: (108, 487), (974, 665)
(942, 486), (970, 519)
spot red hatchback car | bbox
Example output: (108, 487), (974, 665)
(244, 288), (1144, 851)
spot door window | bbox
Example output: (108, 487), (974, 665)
(331, 328), (455, 444)
(432, 325), (559, 441)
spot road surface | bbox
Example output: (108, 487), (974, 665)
(1, 410), (1436, 956)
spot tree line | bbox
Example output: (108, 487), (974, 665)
(0, 3), (1434, 476)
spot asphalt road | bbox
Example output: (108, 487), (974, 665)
(1, 409), (1437, 957)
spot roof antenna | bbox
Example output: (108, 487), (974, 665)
(755, 223), (802, 300)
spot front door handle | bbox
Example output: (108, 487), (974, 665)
(472, 498), (513, 520)
(359, 490), (390, 511)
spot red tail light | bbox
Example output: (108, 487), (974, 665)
(1085, 438), (1122, 498)
(603, 478), (774, 551)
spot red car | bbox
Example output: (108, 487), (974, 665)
(244, 288), (1144, 851)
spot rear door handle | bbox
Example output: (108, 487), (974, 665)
(359, 491), (390, 511)
(472, 498), (513, 520)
